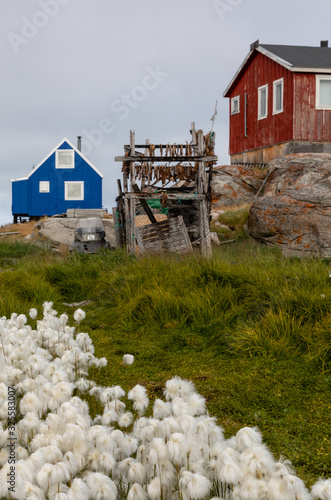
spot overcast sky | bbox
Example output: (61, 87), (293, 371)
(1, 0), (331, 226)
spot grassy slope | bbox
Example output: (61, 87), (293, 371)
(0, 239), (330, 486)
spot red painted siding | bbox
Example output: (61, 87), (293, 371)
(228, 52), (294, 156)
(227, 51), (331, 157)
(293, 73), (331, 141)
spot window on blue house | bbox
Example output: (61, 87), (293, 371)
(56, 150), (74, 168)
(65, 181), (84, 200)
(39, 181), (50, 193)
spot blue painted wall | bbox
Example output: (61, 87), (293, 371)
(12, 179), (28, 215)
(12, 140), (102, 218)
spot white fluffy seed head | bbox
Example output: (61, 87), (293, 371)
(123, 354), (134, 365)
(235, 426), (262, 452)
(127, 482), (149, 500)
(74, 308), (86, 324)
(29, 308), (38, 320)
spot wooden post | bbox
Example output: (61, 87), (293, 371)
(197, 130), (212, 258)
(142, 139), (149, 188)
(191, 122), (197, 145)
(127, 130), (136, 254)
(123, 169), (129, 247)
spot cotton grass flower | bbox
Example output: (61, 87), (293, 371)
(123, 354), (134, 365)
(147, 477), (162, 500)
(85, 472), (117, 500)
(29, 308), (38, 320)
(73, 308), (85, 324)
(311, 478), (331, 499)
(118, 411), (134, 428)
(67, 478), (89, 500)
(235, 426), (262, 452)
(186, 472), (212, 499)
(0, 303), (330, 500)
(127, 482), (149, 500)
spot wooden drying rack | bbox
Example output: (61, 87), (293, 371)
(114, 122), (218, 257)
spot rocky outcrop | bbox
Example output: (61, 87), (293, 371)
(211, 164), (266, 207)
(32, 217), (116, 247)
(247, 153), (331, 257)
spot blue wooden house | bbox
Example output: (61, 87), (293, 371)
(12, 138), (103, 222)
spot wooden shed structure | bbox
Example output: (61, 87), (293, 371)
(224, 40), (331, 165)
(114, 123), (217, 257)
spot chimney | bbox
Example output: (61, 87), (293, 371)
(77, 136), (82, 152)
(321, 40), (328, 47)
(250, 39), (259, 51)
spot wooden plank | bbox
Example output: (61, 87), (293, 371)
(130, 130), (136, 189)
(124, 143), (197, 149)
(191, 122), (197, 144)
(125, 193), (206, 200)
(114, 155), (218, 162)
(127, 197), (136, 254)
(66, 209), (104, 218)
(112, 207), (122, 248)
(136, 216), (192, 254)
(197, 130), (212, 258)
(117, 179), (123, 196)
(132, 183), (157, 223)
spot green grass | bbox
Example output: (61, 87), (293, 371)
(0, 239), (331, 486)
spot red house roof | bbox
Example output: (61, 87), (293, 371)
(224, 41), (331, 97)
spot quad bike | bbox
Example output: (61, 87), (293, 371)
(71, 216), (110, 254)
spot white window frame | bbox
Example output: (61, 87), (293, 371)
(56, 149), (75, 169)
(258, 84), (268, 120)
(39, 181), (50, 193)
(231, 96), (240, 115)
(65, 181), (84, 201)
(316, 75), (331, 109)
(273, 78), (284, 115)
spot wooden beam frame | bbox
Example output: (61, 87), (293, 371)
(115, 124), (216, 257)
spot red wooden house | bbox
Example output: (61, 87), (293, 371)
(223, 40), (331, 165)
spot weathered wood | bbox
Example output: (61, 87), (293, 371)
(66, 209), (104, 218)
(125, 192), (206, 200)
(0, 232), (20, 236)
(127, 197), (136, 254)
(119, 124), (215, 257)
(117, 179), (123, 196)
(114, 155), (218, 162)
(132, 183), (157, 223)
(124, 143), (197, 149)
(191, 122), (197, 145)
(196, 130), (212, 258)
(112, 207), (125, 248)
(199, 199), (212, 258)
(136, 216), (192, 254)
(130, 130), (136, 189)
(142, 139), (149, 188)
